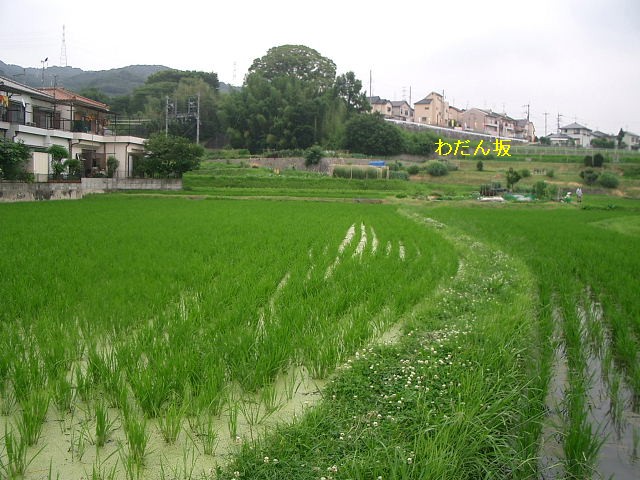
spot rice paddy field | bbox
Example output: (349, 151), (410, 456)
(1, 184), (639, 479)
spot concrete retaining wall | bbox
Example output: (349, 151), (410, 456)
(0, 178), (182, 203)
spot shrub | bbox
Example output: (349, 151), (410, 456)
(519, 169), (531, 178)
(64, 158), (82, 177)
(389, 171), (409, 181)
(304, 145), (324, 167)
(476, 160), (484, 171)
(545, 169), (555, 178)
(583, 155), (593, 167)
(593, 153), (605, 167)
(598, 172), (619, 188)
(533, 180), (548, 199)
(425, 161), (448, 177)
(107, 156), (119, 178)
(406, 165), (420, 175)
(580, 168), (600, 185)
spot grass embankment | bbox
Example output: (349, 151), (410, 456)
(218, 212), (544, 479)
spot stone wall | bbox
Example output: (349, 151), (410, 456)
(0, 178), (182, 203)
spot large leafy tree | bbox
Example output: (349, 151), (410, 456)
(222, 45), (369, 153)
(248, 45), (336, 93)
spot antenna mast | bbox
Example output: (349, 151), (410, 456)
(60, 25), (68, 67)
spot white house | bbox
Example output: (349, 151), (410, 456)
(1, 76), (146, 180)
(559, 122), (592, 148)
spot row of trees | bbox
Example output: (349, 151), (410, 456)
(83, 44), (437, 157)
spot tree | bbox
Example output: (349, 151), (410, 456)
(141, 133), (204, 178)
(0, 139), (31, 180)
(248, 45), (336, 93)
(333, 72), (369, 114)
(505, 167), (521, 189)
(539, 136), (551, 146)
(343, 114), (403, 156)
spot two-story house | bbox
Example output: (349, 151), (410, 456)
(0, 76), (146, 180)
(368, 96), (393, 117)
(559, 122), (592, 148)
(414, 92), (449, 127)
(390, 100), (413, 122)
(459, 108), (515, 137)
(622, 131), (640, 150)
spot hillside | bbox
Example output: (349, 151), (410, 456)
(0, 61), (236, 96)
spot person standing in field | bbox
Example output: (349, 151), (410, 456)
(576, 187), (583, 203)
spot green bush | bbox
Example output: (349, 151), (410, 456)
(533, 180), (548, 199)
(406, 165), (420, 175)
(545, 169), (555, 178)
(304, 145), (324, 167)
(580, 168), (600, 185)
(519, 169), (531, 178)
(476, 160), (484, 171)
(598, 172), (620, 188)
(389, 171), (409, 181)
(425, 161), (448, 177)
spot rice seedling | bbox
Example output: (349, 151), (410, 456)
(17, 389), (50, 446)
(260, 382), (284, 414)
(52, 374), (74, 415)
(191, 413), (218, 456)
(122, 410), (149, 467)
(94, 399), (116, 448)
(0, 383), (17, 416)
(1, 427), (28, 478)
(157, 401), (184, 445)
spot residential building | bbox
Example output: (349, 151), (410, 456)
(368, 96), (393, 117)
(447, 105), (463, 128)
(460, 108), (516, 138)
(390, 100), (413, 122)
(559, 122), (592, 148)
(547, 132), (575, 146)
(0, 76), (146, 180)
(514, 119), (536, 142)
(622, 131), (640, 150)
(414, 92), (449, 127)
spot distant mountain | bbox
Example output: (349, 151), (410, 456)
(0, 61), (237, 96)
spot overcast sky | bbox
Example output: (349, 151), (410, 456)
(1, 0), (638, 136)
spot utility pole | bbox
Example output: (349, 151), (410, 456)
(543, 112), (549, 136)
(196, 92), (200, 145)
(41, 57), (48, 85)
(522, 103), (530, 121)
(165, 96), (169, 136)
(557, 113), (563, 133)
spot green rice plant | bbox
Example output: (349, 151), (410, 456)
(122, 410), (150, 467)
(52, 374), (74, 414)
(17, 389), (50, 446)
(260, 382), (283, 414)
(94, 399), (116, 448)
(0, 382), (17, 416)
(69, 421), (89, 461)
(157, 401), (184, 445)
(158, 445), (197, 480)
(85, 450), (119, 480)
(1, 427), (28, 478)
(191, 413), (218, 455)
(73, 364), (92, 403)
(227, 402), (239, 439)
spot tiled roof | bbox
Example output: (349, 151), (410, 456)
(39, 87), (110, 111)
(560, 122), (590, 131)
